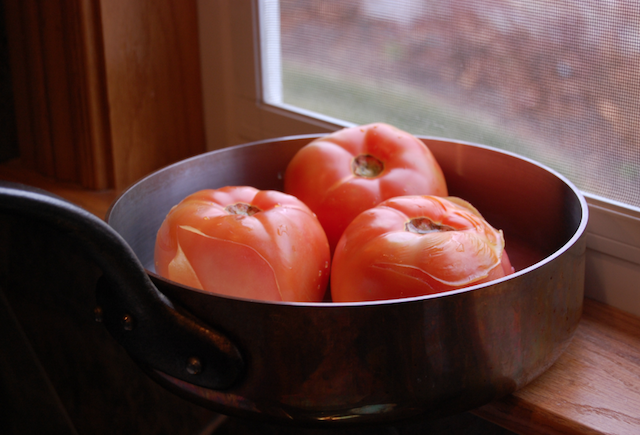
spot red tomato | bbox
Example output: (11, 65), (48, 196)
(331, 196), (515, 302)
(154, 186), (331, 302)
(284, 123), (448, 254)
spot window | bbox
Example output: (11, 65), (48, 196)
(197, 0), (640, 317)
(268, 0), (640, 210)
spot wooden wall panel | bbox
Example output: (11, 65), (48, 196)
(0, 1), (19, 163)
(100, 0), (206, 190)
(3, 0), (205, 191)
(4, 0), (54, 176)
(3, 0), (113, 189)
(40, 0), (79, 182)
(62, 0), (114, 190)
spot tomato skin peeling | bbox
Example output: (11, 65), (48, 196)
(154, 186), (331, 302)
(155, 124), (515, 303)
(331, 195), (515, 302)
(284, 123), (448, 254)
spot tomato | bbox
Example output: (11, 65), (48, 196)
(284, 123), (448, 254)
(154, 186), (331, 302)
(331, 196), (515, 302)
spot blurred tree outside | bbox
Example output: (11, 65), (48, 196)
(278, 0), (640, 207)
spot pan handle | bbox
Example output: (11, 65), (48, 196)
(0, 181), (243, 390)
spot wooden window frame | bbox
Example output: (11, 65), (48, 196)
(3, 0), (206, 191)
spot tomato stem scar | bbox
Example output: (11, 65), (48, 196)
(352, 154), (384, 178)
(405, 217), (456, 234)
(225, 202), (261, 216)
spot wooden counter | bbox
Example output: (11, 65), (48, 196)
(2, 162), (639, 435)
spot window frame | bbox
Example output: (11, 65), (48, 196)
(197, 0), (640, 317)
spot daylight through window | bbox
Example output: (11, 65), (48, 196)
(262, 0), (640, 209)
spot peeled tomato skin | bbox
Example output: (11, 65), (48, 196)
(284, 123), (448, 253)
(154, 186), (331, 302)
(172, 225), (281, 301)
(331, 195), (514, 302)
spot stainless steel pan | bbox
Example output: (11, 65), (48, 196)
(0, 135), (588, 427)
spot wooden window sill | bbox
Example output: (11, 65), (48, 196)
(1, 161), (639, 435)
(0, 159), (118, 218)
(476, 298), (640, 434)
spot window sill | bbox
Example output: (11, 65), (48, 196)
(475, 297), (640, 434)
(0, 159), (118, 219)
(2, 161), (638, 435)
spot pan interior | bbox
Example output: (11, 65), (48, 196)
(107, 136), (585, 288)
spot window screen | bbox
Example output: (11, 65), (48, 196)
(264, 0), (640, 209)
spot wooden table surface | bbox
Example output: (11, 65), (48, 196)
(2, 160), (639, 435)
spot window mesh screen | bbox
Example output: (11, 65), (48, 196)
(271, 0), (640, 208)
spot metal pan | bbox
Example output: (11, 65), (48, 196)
(0, 135), (588, 427)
